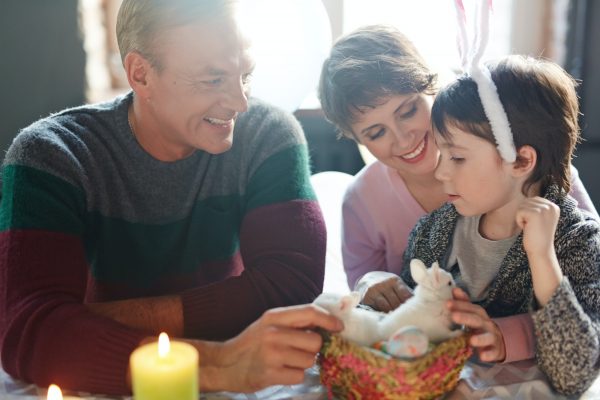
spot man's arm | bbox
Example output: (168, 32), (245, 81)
(90, 144), (326, 340)
(87, 295), (184, 337)
(0, 162), (149, 395)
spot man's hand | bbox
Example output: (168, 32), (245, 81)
(447, 288), (506, 363)
(200, 304), (343, 393)
(355, 271), (413, 312)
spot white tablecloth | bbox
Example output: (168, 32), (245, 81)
(3, 359), (600, 399)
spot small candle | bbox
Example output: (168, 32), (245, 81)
(47, 384), (63, 400)
(130, 332), (199, 400)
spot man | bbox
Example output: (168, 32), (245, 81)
(0, 0), (338, 395)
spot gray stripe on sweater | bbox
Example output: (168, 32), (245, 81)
(4, 93), (306, 223)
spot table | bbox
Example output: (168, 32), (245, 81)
(2, 360), (599, 400)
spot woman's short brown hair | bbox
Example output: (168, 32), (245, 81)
(318, 25), (437, 140)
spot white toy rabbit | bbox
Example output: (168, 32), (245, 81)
(313, 291), (385, 346)
(314, 259), (461, 347)
(379, 259), (461, 343)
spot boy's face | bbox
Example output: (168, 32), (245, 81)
(350, 94), (439, 179)
(434, 126), (522, 217)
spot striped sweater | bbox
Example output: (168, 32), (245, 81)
(0, 93), (326, 394)
(401, 185), (600, 395)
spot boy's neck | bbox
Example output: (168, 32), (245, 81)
(478, 182), (542, 241)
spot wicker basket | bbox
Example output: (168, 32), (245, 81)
(318, 332), (472, 400)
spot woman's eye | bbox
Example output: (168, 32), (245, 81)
(400, 104), (417, 118)
(369, 128), (385, 141)
(450, 156), (465, 163)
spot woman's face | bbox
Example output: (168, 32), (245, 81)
(350, 93), (439, 179)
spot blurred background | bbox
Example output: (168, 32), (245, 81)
(1, 0), (598, 208)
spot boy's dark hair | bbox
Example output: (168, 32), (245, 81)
(318, 25), (437, 140)
(431, 55), (580, 195)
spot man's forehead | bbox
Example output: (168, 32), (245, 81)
(159, 20), (254, 73)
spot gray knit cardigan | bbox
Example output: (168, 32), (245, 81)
(401, 185), (600, 395)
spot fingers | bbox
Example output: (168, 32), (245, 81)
(363, 277), (409, 312)
(470, 332), (505, 363)
(452, 287), (470, 301)
(447, 298), (489, 322)
(363, 289), (393, 312)
(262, 304), (343, 332)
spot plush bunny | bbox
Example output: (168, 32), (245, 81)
(314, 259), (461, 347)
(313, 291), (385, 346)
(379, 259), (461, 343)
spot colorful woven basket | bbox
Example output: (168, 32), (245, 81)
(318, 332), (472, 400)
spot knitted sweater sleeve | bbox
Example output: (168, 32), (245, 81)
(0, 130), (148, 395)
(531, 219), (600, 395)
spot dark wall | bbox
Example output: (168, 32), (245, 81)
(0, 0), (86, 159)
(294, 110), (365, 175)
(567, 0), (600, 210)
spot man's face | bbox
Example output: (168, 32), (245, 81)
(144, 15), (254, 159)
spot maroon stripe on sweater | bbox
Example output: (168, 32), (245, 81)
(0, 230), (147, 395)
(182, 199), (326, 340)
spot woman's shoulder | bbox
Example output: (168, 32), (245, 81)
(346, 161), (406, 197)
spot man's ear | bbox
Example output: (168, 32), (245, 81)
(512, 145), (537, 177)
(123, 52), (153, 99)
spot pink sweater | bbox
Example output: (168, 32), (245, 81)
(342, 160), (599, 362)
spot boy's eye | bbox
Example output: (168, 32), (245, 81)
(450, 156), (465, 162)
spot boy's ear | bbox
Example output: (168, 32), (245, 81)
(512, 145), (537, 177)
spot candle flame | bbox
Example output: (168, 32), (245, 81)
(47, 384), (63, 400)
(158, 332), (170, 358)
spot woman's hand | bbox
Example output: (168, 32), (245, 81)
(355, 271), (413, 312)
(447, 288), (506, 362)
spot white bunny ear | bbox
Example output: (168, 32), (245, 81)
(410, 259), (427, 285)
(453, 0), (516, 163)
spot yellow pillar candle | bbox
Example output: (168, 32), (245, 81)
(130, 332), (199, 400)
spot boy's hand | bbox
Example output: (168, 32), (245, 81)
(355, 271), (413, 312)
(516, 196), (559, 258)
(447, 288), (506, 362)
(516, 196), (563, 306)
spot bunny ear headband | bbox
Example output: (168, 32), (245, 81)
(453, 0), (517, 162)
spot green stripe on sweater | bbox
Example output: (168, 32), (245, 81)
(0, 164), (86, 234)
(245, 144), (315, 212)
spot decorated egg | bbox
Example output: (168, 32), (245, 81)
(385, 326), (429, 359)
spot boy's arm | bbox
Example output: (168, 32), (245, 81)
(518, 197), (600, 395)
(493, 314), (535, 362)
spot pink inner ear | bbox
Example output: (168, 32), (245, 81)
(433, 268), (441, 287)
(340, 297), (352, 312)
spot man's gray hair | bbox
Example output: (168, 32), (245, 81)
(116, 0), (237, 70)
